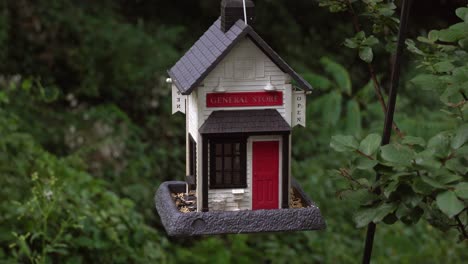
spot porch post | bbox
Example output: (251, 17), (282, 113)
(281, 133), (290, 208)
(202, 136), (209, 212)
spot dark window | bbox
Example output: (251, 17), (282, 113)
(209, 138), (246, 189)
(187, 135), (197, 190)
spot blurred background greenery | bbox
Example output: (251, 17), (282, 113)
(0, 0), (467, 263)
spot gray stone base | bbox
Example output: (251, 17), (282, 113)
(154, 180), (326, 236)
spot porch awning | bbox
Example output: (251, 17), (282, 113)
(199, 109), (291, 134)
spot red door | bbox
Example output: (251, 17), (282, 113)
(252, 141), (279, 210)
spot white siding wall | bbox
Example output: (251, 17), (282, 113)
(190, 37), (293, 211)
(186, 91), (204, 211)
(198, 38), (292, 127)
(187, 91), (199, 141)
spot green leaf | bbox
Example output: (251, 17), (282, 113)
(448, 22), (468, 33)
(354, 208), (376, 228)
(352, 169), (376, 185)
(359, 47), (373, 63)
(330, 135), (359, 152)
(344, 38), (358, 49)
(454, 182), (468, 199)
(355, 79), (375, 101)
(421, 175), (446, 189)
(391, 172), (413, 181)
(21, 79), (33, 91)
(459, 38), (468, 50)
(427, 209), (452, 231)
(455, 7), (468, 22)
(357, 178), (371, 187)
(362, 36), (379, 46)
(445, 159), (468, 175)
(320, 57), (352, 95)
(451, 124), (468, 149)
(356, 31), (365, 39)
(302, 72), (332, 91)
(402, 136), (425, 147)
(403, 192), (423, 208)
(410, 74), (445, 91)
(339, 189), (378, 206)
(378, 3), (396, 17)
(457, 145), (468, 156)
(396, 204), (411, 220)
(428, 30), (439, 41)
(380, 144), (414, 166)
(345, 100), (361, 137)
(440, 84), (462, 104)
(39, 85), (60, 103)
(373, 203), (398, 222)
(416, 36), (433, 45)
(378, 7), (394, 17)
(436, 191), (465, 218)
(438, 174), (462, 185)
(382, 213), (398, 225)
(323, 91), (343, 125)
(437, 24), (467, 42)
(17, 236), (31, 256)
(384, 181), (399, 198)
(427, 132), (452, 158)
(414, 151), (442, 169)
(412, 178), (433, 195)
(0, 91), (9, 104)
(401, 206), (424, 225)
(452, 66), (468, 83)
(359, 134), (381, 156)
(433, 61), (455, 73)
(356, 157), (378, 170)
(406, 39), (425, 55)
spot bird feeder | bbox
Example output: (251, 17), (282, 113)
(155, 0), (325, 236)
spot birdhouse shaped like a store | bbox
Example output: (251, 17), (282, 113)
(170, 0), (312, 212)
(156, 0), (325, 236)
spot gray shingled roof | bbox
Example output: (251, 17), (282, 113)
(199, 109), (291, 134)
(168, 18), (312, 95)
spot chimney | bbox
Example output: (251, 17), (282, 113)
(221, 0), (255, 32)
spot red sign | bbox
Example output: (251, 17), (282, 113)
(206, 91), (283, 108)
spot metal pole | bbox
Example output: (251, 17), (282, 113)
(362, 0), (413, 263)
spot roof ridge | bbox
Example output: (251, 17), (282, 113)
(168, 18), (312, 95)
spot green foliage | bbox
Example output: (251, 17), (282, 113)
(330, 5), (468, 242)
(345, 31), (380, 63)
(436, 191), (465, 218)
(320, 57), (352, 95)
(346, 100), (362, 137)
(0, 84), (170, 263)
(359, 134), (381, 156)
(1, 0), (468, 263)
(317, 0), (350, 13)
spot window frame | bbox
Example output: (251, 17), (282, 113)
(209, 137), (247, 189)
(234, 58), (255, 80)
(189, 134), (196, 178)
(187, 134), (197, 190)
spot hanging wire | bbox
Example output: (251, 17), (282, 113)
(242, 0), (248, 25)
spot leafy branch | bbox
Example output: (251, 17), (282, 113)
(321, 1), (468, 243)
(455, 214), (468, 240)
(344, 0), (404, 139)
